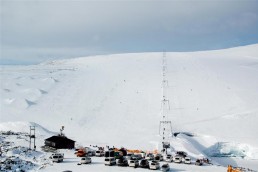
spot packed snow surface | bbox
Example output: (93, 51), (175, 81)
(1, 44), (258, 171)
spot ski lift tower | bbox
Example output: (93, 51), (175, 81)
(159, 51), (173, 154)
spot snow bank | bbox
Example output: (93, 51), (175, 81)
(206, 142), (258, 160)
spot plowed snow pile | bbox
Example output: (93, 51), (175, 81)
(1, 44), (258, 171)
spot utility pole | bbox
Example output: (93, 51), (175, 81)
(159, 51), (173, 155)
(29, 126), (36, 150)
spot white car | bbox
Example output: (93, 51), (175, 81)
(149, 160), (160, 170)
(165, 154), (173, 162)
(105, 157), (116, 166)
(184, 157), (191, 164)
(51, 153), (64, 163)
(81, 157), (91, 164)
(95, 150), (104, 157)
(161, 163), (170, 172)
(173, 155), (182, 163)
(128, 158), (139, 168)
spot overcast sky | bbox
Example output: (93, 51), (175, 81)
(1, 0), (258, 64)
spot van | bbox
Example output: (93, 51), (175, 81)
(51, 153), (64, 163)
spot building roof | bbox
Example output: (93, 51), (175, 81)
(45, 135), (75, 143)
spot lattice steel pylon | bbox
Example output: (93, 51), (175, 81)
(159, 51), (172, 154)
(29, 126), (36, 150)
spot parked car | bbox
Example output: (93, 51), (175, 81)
(165, 154), (173, 162)
(176, 151), (187, 158)
(117, 157), (128, 167)
(133, 154), (143, 160)
(149, 160), (160, 170)
(95, 150), (104, 157)
(125, 153), (133, 160)
(76, 149), (86, 157)
(195, 159), (203, 166)
(134, 152), (146, 159)
(173, 155), (182, 163)
(154, 154), (163, 161)
(104, 157), (116, 166)
(81, 157), (91, 164)
(145, 153), (154, 161)
(51, 153), (64, 163)
(128, 157), (139, 168)
(184, 157), (191, 164)
(202, 158), (211, 164)
(139, 159), (149, 168)
(87, 150), (95, 156)
(114, 151), (123, 159)
(161, 163), (170, 172)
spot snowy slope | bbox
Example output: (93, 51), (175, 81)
(1, 44), (258, 171)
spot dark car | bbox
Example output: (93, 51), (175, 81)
(154, 154), (163, 161)
(195, 159), (203, 166)
(139, 159), (149, 168)
(176, 151), (187, 158)
(117, 157), (128, 167)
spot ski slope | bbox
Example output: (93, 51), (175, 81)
(1, 44), (258, 171)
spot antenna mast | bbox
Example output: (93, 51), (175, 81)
(60, 126), (65, 136)
(159, 51), (172, 154)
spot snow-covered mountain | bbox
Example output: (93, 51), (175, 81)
(1, 44), (258, 171)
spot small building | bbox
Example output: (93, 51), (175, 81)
(45, 135), (75, 149)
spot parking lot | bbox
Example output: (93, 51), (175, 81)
(41, 150), (226, 172)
